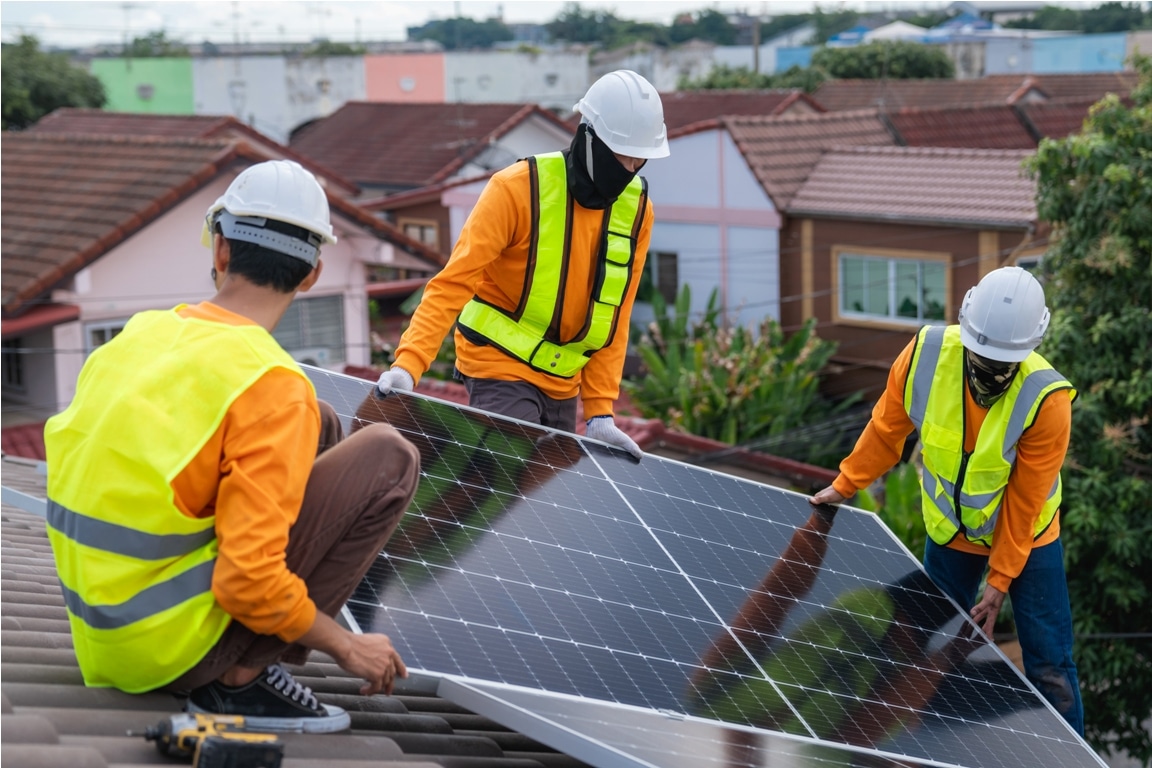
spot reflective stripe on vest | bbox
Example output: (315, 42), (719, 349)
(904, 325), (1074, 546)
(457, 152), (645, 378)
(44, 307), (311, 692)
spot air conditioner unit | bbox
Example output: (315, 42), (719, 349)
(290, 347), (331, 368)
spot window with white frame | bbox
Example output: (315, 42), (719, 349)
(400, 219), (439, 248)
(836, 249), (948, 326)
(86, 320), (128, 351)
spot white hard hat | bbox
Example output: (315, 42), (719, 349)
(958, 266), (1050, 363)
(202, 160), (336, 265)
(573, 70), (669, 160)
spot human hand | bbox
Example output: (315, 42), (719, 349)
(336, 632), (409, 696)
(809, 484), (847, 507)
(970, 583), (1006, 637)
(375, 367), (414, 398)
(585, 416), (642, 460)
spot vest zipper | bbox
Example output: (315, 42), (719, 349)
(954, 451), (970, 540)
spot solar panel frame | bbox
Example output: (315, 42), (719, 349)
(305, 367), (1103, 768)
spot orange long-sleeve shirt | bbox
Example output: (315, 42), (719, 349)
(833, 333), (1071, 593)
(392, 159), (654, 420)
(169, 302), (321, 642)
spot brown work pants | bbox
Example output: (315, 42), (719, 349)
(167, 401), (420, 692)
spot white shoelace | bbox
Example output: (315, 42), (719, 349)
(265, 663), (320, 710)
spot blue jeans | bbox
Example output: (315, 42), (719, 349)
(924, 538), (1084, 736)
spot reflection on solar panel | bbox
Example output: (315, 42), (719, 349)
(306, 367), (1103, 768)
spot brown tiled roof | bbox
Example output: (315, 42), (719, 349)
(1027, 71), (1138, 100)
(289, 102), (569, 190)
(1015, 96), (1100, 139)
(659, 89), (823, 132)
(887, 103), (1038, 148)
(724, 109), (896, 209)
(2, 134), (239, 317)
(812, 72), (1138, 113)
(0, 456), (591, 768)
(812, 75), (1036, 111)
(0, 423), (46, 461)
(30, 108), (360, 195)
(788, 146), (1036, 228)
(1, 134), (442, 318)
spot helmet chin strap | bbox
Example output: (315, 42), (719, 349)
(585, 126), (595, 181)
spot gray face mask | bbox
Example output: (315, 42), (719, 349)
(965, 349), (1019, 408)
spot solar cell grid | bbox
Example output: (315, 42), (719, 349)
(306, 368), (1102, 768)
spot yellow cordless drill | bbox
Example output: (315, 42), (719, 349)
(138, 713), (284, 768)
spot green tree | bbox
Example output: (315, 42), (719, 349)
(2, 35), (105, 130)
(305, 40), (366, 57)
(809, 7), (860, 43)
(1081, 1), (1148, 33)
(812, 40), (955, 79)
(408, 16), (512, 50)
(124, 30), (188, 57)
(1004, 4), (1084, 30)
(625, 285), (855, 465)
(669, 9), (737, 45)
(678, 64), (826, 93)
(1026, 54), (1152, 766)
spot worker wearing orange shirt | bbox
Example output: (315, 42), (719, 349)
(810, 266), (1084, 735)
(45, 160), (420, 733)
(374, 70), (670, 460)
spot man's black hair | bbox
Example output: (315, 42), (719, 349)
(214, 216), (316, 292)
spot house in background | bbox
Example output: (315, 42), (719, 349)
(288, 101), (574, 202)
(783, 145), (1041, 400)
(0, 134), (443, 423)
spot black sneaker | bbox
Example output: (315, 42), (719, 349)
(186, 663), (351, 733)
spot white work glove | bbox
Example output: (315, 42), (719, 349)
(585, 415), (642, 460)
(375, 367), (414, 398)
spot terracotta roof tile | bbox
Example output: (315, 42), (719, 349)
(812, 75), (1034, 111)
(28, 108), (361, 196)
(788, 146), (1036, 228)
(289, 102), (564, 190)
(0, 423), (46, 461)
(1016, 96), (1100, 139)
(812, 72), (1138, 113)
(659, 89), (822, 131)
(887, 103), (1038, 148)
(724, 109), (896, 209)
(1, 134), (239, 316)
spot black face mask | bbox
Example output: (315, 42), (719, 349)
(564, 123), (643, 210)
(965, 349), (1019, 408)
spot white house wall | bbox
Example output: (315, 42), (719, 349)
(640, 128), (781, 330)
(454, 118), (573, 179)
(443, 51), (587, 110)
(193, 56), (366, 143)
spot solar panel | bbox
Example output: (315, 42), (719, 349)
(305, 367), (1103, 768)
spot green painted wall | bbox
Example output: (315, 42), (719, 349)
(90, 58), (194, 113)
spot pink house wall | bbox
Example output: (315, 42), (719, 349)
(364, 54), (445, 102)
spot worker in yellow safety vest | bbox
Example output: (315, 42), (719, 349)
(44, 160), (421, 734)
(810, 266), (1084, 735)
(374, 70), (671, 461)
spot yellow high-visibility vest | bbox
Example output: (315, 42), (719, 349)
(44, 307), (312, 692)
(904, 325), (1075, 547)
(457, 152), (646, 378)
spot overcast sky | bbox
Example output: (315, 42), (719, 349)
(1, 1), (963, 49)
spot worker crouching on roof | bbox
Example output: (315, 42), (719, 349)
(44, 160), (421, 734)
(374, 70), (670, 461)
(810, 266), (1084, 735)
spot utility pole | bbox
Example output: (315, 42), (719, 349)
(752, 13), (760, 74)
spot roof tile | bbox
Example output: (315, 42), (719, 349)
(289, 102), (559, 190)
(725, 109), (896, 209)
(787, 146), (1036, 228)
(887, 103), (1037, 148)
(659, 89), (822, 132)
